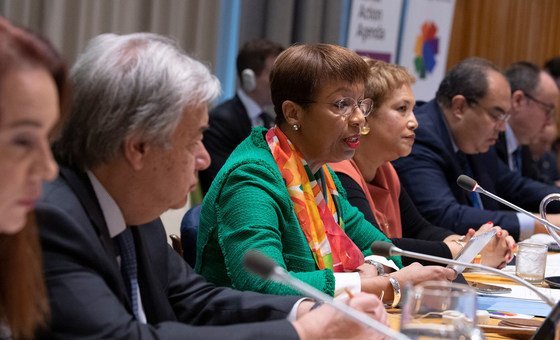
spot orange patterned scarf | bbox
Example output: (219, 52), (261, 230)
(266, 127), (364, 272)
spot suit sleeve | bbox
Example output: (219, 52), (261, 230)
(493, 153), (560, 213)
(336, 171), (451, 265)
(392, 137), (522, 239)
(36, 203), (299, 340)
(335, 172), (378, 225)
(330, 170), (403, 268)
(399, 188), (455, 241)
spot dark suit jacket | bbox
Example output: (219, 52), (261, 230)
(36, 167), (300, 339)
(393, 100), (560, 240)
(200, 95), (252, 193)
(495, 132), (540, 181)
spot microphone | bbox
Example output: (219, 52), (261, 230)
(243, 250), (409, 340)
(456, 174), (560, 233)
(371, 241), (556, 307)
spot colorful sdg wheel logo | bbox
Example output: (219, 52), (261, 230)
(414, 21), (439, 79)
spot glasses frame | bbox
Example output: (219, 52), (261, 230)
(470, 100), (510, 123)
(524, 92), (556, 118)
(297, 97), (373, 118)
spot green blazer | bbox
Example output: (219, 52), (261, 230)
(196, 127), (402, 296)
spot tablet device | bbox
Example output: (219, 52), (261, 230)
(448, 229), (497, 274)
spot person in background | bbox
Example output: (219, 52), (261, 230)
(199, 39), (284, 193)
(528, 122), (560, 186)
(330, 59), (515, 269)
(544, 56), (560, 88)
(543, 57), (560, 179)
(495, 62), (559, 181)
(197, 43), (455, 307)
(36, 32), (387, 339)
(393, 57), (560, 242)
(0, 17), (67, 339)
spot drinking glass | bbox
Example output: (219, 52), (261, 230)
(400, 281), (477, 339)
(516, 242), (548, 284)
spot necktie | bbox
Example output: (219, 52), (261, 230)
(114, 228), (141, 320)
(512, 147), (522, 172)
(456, 151), (483, 209)
(259, 112), (274, 129)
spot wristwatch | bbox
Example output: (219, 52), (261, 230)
(365, 259), (385, 276)
(387, 276), (401, 308)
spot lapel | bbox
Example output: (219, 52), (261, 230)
(521, 145), (538, 179)
(471, 149), (502, 210)
(429, 102), (474, 205)
(59, 167), (132, 311)
(495, 132), (508, 164)
(132, 221), (178, 323)
(60, 167), (117, 257)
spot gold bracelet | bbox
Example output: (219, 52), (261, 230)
(452, 239), (466, 250)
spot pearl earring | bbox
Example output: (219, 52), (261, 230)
(292, 124), (300, 131)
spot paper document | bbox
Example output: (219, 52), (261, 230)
(477, 295), (552, 317)
(476, 283), (560, 303)
(364, 255), (399, 271)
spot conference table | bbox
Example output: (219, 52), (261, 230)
(385, 252), (560, 339)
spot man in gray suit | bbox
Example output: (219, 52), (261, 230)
(36, 33), (386, 339)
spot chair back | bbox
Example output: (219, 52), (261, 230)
(169, 234), (183, 256)
(180, 204), (202, 267)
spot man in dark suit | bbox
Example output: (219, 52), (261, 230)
(393, 58), (560, 241)
(495, 62), (559, 182)
(200, 39), (284, 193)
(36, 33), (386, 339)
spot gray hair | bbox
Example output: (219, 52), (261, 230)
(436, 57), (501, 108)
(505, 61), (540, 95)
(53, 32), (220, 170)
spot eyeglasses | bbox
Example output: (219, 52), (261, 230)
(298, 97), (374, 118)
(524, 93), (556, 118)
(471, 100), (510, 122)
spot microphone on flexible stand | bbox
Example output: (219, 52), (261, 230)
(243, 250), (409, 340)
(456, 175), (560, 233)
(370, 241), (556, 307)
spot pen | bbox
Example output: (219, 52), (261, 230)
(488, 310), (517, 316)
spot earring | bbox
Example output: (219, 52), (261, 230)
(292, 124), (300, 131)
(360, 125), (370, 135)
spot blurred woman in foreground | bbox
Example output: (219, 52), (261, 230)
(0, 17), (68, 338)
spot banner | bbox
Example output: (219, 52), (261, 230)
(398, 0), (456, 102)
(347, 0), (404, 63)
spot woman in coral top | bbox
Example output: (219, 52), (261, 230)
(330, 58), (515, 268)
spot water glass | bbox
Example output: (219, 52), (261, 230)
(516, 242), (548, 284)
(400, 281), (477, 339)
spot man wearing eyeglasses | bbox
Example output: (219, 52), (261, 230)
(393, 57), (560, 241)
(495, 62), (559, 182)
